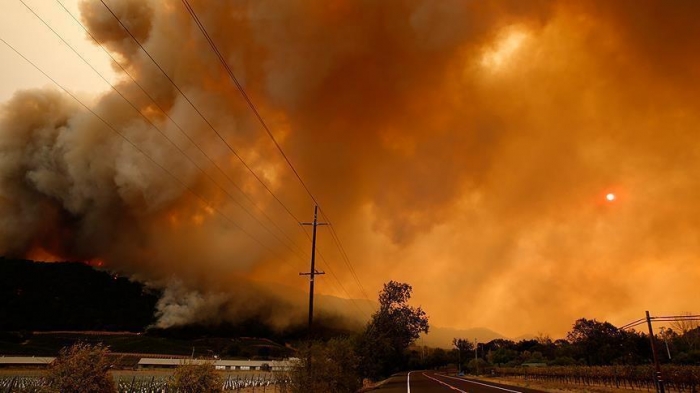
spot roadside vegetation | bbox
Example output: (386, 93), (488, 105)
(2, 272), (698, 392)
(437, 318), (700, 372)
(289, 280), (429, 391)
(417, 317), (700, 393)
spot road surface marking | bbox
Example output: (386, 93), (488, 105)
(439, 375), (522, 393)
(407, 371), (412, 393)
(422, 373), (468, 393)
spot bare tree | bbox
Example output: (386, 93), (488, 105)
(536, 332), (553, 345)
(670, 312), (700, 350)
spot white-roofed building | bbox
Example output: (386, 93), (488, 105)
(0, 356), (55, 368)
(136, 358), (294, 371)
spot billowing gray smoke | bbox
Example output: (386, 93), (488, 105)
(1, 0), (700, 337)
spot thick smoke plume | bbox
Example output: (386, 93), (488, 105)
(1, 0), (699, 337)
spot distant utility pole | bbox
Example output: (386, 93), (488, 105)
(646, 311), (665, 393)
(621, 312), (700, 393)
(474, 338), (479, 375)
(300, 205), (326, 335)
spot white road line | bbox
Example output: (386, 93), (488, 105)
(407, 371), (412, 393)
(422, 373), (468, 393)
(439, 375), (523, 393)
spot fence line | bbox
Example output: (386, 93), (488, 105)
(494, 365), (699, 393)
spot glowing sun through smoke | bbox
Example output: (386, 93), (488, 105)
(481, 26), (529, 71)
(2, 0), (700, 338)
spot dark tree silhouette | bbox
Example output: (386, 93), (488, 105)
(356, 281), (429, 379)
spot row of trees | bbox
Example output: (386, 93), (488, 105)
(287, 285), (698, 391)
(0, 258), (160, 331)
(416, 317), (699, 373)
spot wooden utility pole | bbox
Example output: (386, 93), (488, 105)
(300, 205), (326, 334)
(475, 338), (479, 375)
(646, 311), (665, 393)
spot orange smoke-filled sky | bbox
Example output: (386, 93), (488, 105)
(0, 0), (699, 338)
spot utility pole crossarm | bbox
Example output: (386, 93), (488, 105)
(299, 205), (328, 335)
(299, 270), (325, 277)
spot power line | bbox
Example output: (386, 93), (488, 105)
(619, 314), (700, 331)
(99, 0), (373, 318)
(51, 0), (312, 267)
(98, 0), (304, 227)
(651, 314), (700, 321)
(24, 0), (309, 268)
(90, 0), (372, 322)
(302, 224), (372, 320)
(96, 1), (356, 286)
(181, 0), (318, 207)
(0, 36), (296, 271)
(320, 209), (372, 303)
(619, 317), (647, 330)
(181, 0), (375, 311)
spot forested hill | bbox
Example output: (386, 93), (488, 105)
(0, 258), (160, 331)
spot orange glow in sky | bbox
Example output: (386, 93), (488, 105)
(1, 0), (699, 339)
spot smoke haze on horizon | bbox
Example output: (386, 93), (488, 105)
(0, 0), (698, 338)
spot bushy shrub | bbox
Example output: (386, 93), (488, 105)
(289, 338), (361, 393)
(44, 342), (116, 393)
(170, 362), (223, 393)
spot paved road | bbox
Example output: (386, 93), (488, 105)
(372, 371), (548, 393)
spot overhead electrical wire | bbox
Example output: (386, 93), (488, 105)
(619, 315), (700, 331)
(51, 0), (312, 266)
(182, 0), (374, 315)
(95, 0), (371, 320)
(619, 318), (647, 331)
(90, 1), (366, 309)
(321, 209), (373, 303)
(300, 227), (373, 318)
(93, 0), (370, 317)
(97, 0), (304, 227)
(22, 0), (310, 269)
(181, 0), (319, 208)
(180, 0), (375, 313)
(650, 314), (700, 320)
(0, 37), (297, 269)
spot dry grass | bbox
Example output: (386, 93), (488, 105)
(471, 376), (654, 393)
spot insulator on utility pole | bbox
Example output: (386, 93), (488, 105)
(299, 205), (327, 335)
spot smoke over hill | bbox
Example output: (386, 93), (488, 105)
(1, 0), (699, 336)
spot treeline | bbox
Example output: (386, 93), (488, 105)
(413, 318), (700, 372)
(0, 258), (159, 331)
(0, 258), (353, 342)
